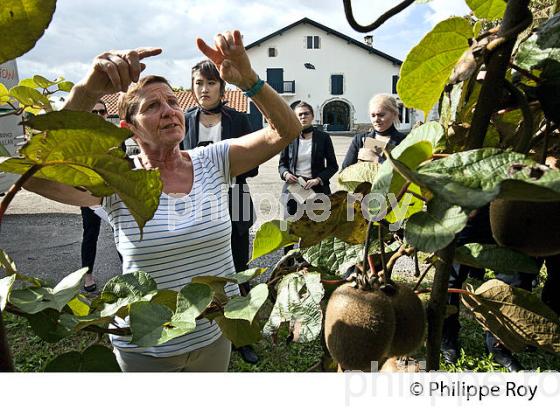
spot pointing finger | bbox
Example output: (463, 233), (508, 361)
(196, 37), (223, 64)
(136, 47), (162, 59)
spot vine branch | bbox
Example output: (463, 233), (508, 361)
(343, 0), (416, 33)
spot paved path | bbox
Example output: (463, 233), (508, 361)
(0, 135), (355, 285)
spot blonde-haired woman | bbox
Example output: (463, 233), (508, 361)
(341, 93), (405, 169)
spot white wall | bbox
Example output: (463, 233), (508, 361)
(246, 22), (408, 130)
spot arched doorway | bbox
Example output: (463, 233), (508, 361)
(322, 100), (350, 131)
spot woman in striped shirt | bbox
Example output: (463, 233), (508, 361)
(23, 30), (301, 371)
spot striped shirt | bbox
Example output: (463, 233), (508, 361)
(103, 141), (240, 357)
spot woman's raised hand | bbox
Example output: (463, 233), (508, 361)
(197, 30), (257, 90)
(79, 47), (162, 97)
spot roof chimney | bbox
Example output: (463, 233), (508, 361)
(364, 35), (373, 46)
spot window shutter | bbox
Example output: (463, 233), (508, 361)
(392, 75), (399, 94)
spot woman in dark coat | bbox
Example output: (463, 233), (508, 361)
(341, 94), (405, 169)
(278, 101), (339, 218)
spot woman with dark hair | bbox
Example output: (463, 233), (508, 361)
(278, 101), (338, 220)
(182, 59), (259, 364)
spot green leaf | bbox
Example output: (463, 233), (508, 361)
(32, 75), (56, 89)
(466, 0), (507, 20)
(462, 279), (560, 353)
(214, 315), (262, 348)
(57, 80), (74, 92)
(225, 267), (266, 285)
(251, 220), (299, 260)
(18, 78), (37, 88)
(337, 162), (378, 192)
(224, 283), (268, 322)
(150, 289), (178, 311)
(191, 275), (230, 304)
(0, 83), (10, 104)
(263, 271), (324, 343)
(130, 301), (194, 347)
(25, 308), (75, 343)
(404, 198), (468, 252)
(9, 85), (51, 111)
(0, 274), (16, 311)
(66, 294), (90, 316)
(455, 243), (541, 274)
(95, 271), (158, 318)
(0, 111), (162, 231)
(302, 237), (364, 276)
(389, 148), (560, 209)
(515, 13), (560, 83)
(171, 283), (213, 327)
(0, 0), (57, 64)
(397, 17), (474, 115)
(8, 268), (88, 314)
(44, 345), (121, 372)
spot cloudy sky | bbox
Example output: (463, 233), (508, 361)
(18, 0), (470, 88)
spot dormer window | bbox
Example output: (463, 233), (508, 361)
(305, 35), (320, 49)
(268, 47), (277, 57)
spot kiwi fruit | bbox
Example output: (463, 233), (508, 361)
(384, 284), (426, 357)
(324, 283), (395, 371)
(490, 199), (560, 257)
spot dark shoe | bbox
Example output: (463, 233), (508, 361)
(485, 332), (524, 371)
(235, 345), (259, 364)
(441, 339), (460, 364)
(489, 345), (524, 371)
(83, 283), (97, 293)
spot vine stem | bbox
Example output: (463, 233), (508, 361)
(467, 0), (532, 150)
(413, 260), (434, 292)
(362, 220), (375, 286)
(378, 224), (388, 281)
(343, 0), (416, 33)
(0, 165), (41, 227)
(540, 120), (551, 165)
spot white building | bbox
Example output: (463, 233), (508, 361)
(245, 17), (417, 133)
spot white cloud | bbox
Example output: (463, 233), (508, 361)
(15, 0), (472, 87)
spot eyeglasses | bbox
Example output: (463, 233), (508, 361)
(92, 109), (107, 115)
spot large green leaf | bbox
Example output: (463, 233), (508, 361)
(404, 198), (468, 252)
(389, 148), (560, 209)
(224, 283), (268, 322)
(0, 274), (16, 311)
(0, 83), (10, 104)
(462, 279), (560, 353)
(8, 267), (87, 314)
(0, 111), (162, 231)
(251, 220), (299, 261)
(455, 243), (541, 274)
(171, 283), (213, 328)
(44, 345), (121, 372)
(515, 12), (560, 82)
(466, 0), (506, 20)
(190, 275), (230, 305)
(214, 315), (262, 348)
(337, 162), (378, 192)
(397, 17), (474, 115)
(9, 85), (52, 113)
(263, 271), (324, 343)
(94, 271), (158, 318)
(0, 0), (57, 64)
(129, 301), (200, 347)
(25, 308), (77, 343)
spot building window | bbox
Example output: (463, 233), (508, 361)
(331, 74), (343, 95)
(268, 47), (277, 57)
(306, 35), (320, 49)
(392, 75), (399, 94)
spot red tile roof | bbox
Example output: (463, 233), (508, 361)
(101, 89), (248, 117)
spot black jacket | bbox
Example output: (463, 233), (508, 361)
(182, 106), (258, 235)
(341, 126), (406, 170)
(278, 128), (339, 195)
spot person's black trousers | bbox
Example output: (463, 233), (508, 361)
(80, 206), (101, 272)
